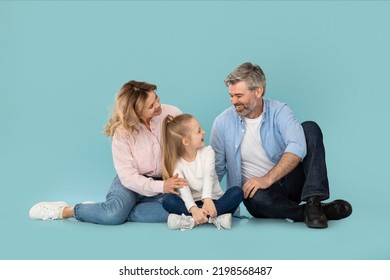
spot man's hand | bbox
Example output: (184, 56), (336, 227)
(163, 174), (188, 195)
(243, 176), (272, 199)
(243, 153), (301, 199)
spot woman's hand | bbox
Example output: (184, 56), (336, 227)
(202, 198), (217, 218)
(190, 206), (208, 225)
(163, 173), (188, 195)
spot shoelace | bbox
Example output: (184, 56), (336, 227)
(178, 215), (193, 231)
(307, 200), (322, 216)
(209, 217), (222, 230)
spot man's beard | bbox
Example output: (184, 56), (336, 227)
(235, 98), (257, 117)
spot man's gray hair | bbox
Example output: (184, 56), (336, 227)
(224, 62), (266, 94)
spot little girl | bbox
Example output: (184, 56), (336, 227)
(161, 114), (243, 230)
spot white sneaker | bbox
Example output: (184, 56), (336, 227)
(167, 214), (195, 231)
(29, 201), (68, 220)
(209, 213), (232, 230)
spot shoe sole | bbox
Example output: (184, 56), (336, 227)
(304, 217), (328, 229)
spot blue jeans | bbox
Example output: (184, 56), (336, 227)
(162, 186), (243, 216)
(243, 121), (330, 222)
(73, 176), (168, 225)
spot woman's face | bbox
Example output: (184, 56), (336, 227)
(139, 91), (162, 123)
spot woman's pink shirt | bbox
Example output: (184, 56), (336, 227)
(111, 104), (182, 196)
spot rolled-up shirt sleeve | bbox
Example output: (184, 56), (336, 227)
(277, 104), (307, 160)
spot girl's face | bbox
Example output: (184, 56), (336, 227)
(140, 91), (162, 123)
(185, 118), (206, 150)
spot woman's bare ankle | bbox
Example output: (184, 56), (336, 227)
(61, 206), (75, 219)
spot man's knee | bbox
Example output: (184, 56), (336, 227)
(302, 121), (322, 135)
(302, 121), (324, 147)
(250, 190), (274, 206)
(243, 190), (273, 218)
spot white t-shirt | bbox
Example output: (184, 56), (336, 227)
(241, 114), (275, 184)
(175, 146), (224, 211)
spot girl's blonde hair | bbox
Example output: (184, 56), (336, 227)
(162, 114), (194, 180)
(104, 80), (157, 137)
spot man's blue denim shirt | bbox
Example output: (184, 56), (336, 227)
(210, 98), (307, 190)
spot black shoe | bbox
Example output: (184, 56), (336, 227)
(304, 197), (328, 229)
(323, 199), (352, 220)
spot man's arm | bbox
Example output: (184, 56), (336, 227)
(243, 152), (301, 198)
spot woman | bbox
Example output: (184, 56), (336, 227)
(29, 80), (188, 225)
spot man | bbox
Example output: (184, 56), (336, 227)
(210, 62), (352, 228)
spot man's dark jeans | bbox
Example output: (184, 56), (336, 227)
(243, 121), (330, 222)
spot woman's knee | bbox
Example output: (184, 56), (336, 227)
(102, 192), (137, 225)
(102, 213), (128, 225)
(102, 201), (135, 225)
(74, 202), (131, 225)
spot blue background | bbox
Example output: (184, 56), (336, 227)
(1, 1), (389, 259)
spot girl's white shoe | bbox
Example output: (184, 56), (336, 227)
(167, 214), (195, 231)
(209, 213), (232, 230)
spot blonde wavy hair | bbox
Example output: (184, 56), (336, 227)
(162, 114), (194, 180)
(104, 80), (157, 137)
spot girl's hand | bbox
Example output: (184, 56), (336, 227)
(202, 198), (217, 218)
(163, 174), (188, 194)
(190, 206), (208, 225)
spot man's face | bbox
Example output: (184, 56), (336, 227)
(228, 80), (259, 117)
